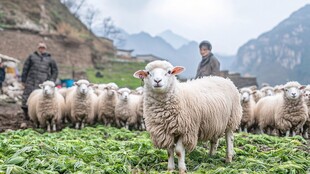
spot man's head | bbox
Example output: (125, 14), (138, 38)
(37, 42), (47, 54)
(199, 40), (212, 57)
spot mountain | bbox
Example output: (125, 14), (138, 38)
(157, 30), (190, 49)
(233, 4), (310, 85)
(119, 31), (235, 78)
(0, 0), (114, 78)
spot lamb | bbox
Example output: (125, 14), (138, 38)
(239, 88), (256, 133)
(65, 80), (98, 129)
(133, 60), (242, 173)
(97, 82), (119, 126)
(256, 81), (307, 136)
(114, 88), (142, 130)
(27, 81), (65, 132)
(302, 85), (310, 138)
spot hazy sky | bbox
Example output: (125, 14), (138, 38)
(87, 0), (309, 55)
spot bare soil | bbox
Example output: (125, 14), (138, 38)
(0, 101), (33, 132)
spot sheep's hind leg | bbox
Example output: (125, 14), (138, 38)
(225, 129), (234, 163)
(175, 138), (187, 174)
(167, 147), (175, 171)
(209, 138), (219, 156)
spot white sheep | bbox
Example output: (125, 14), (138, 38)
(27, 81), (65, 132)
(97, 82), (119, 126)
(66, 80), (98, 129)
(256, 81), (308, 136)
(302, 85), (310, 138)
(133, 60), (242, 173)
(135, 86), (145, 130)
(239, 88), (256, 133)
(275, 82), (308, 136)
(260, 86), (274, 97)
(93, 83), (107, 96)
(114, 88), (141, 130)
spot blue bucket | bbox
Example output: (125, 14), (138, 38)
(61, 79), (75, 87)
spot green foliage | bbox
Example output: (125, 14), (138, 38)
(0, 126), (309, 173)
(87, 61), (147, 89)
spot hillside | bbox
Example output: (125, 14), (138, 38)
(233, 4), (310, 85)
(0, 0), (115, 78)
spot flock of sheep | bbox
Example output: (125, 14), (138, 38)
(27, 80), (145, 132)
(25, 60), (310, 173)
(239, 81), (310, 139)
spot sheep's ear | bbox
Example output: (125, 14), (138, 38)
(133, 70), (148, 79)
(171, 66), (185, 75)
(89, 83), (94, 87)
(39, 84), (43, 89)
(299, 86), (306, 90)
(74, 82), (78, 86)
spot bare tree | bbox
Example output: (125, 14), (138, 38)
(84, 7), (99, 31)
(61, 0), (86, 18)
(100, 17), (125, 46)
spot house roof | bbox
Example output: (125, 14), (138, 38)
(0, 53), (20, 63)
(135, 54), (165, 60)
(117, 49), (134, 53)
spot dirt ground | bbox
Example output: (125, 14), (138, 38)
(0, 101), (33, 132)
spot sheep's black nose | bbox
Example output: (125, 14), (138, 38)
(292, 93), (296, 96)
(154, 79), (162, 83)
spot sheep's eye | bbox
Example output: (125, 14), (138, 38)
(168, 70), (172, 74)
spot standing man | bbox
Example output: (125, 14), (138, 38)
(21, 42), (58, 121)
(195, 40), (220, 78)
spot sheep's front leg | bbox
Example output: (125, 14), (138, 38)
(46, 121), (51, 133)
(167, 147), (175, 171)
(52, 119), (57, 132)
(292, 130), (296, 137)
(225, 130), (234, 163)
(175, 138), (186, 174)
(81, 119), (85, 129)
(125, 122), (129, 129)
(286, 130), (290, 137)
(209, 138), (219, 156)
(75, 122), (80, 129)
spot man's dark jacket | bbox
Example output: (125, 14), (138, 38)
(21, 51), (58, 107)
(0, 67), (5, 82)
(195, 53), (220, 78)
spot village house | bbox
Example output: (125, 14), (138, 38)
(134, 54), (165, 62)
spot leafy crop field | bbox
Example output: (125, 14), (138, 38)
(0, 125), (309, 174)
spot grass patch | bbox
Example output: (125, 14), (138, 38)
(0, 126), (309, 173)
(87, 61), (147, 89)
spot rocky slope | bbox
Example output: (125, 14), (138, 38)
(233, 4), (310, 85)
(0, 0), (115, 78)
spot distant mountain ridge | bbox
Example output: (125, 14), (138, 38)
(233, 4), (310, 85)
(117, 31), (235, 78)
(157, 30), (190, 49)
